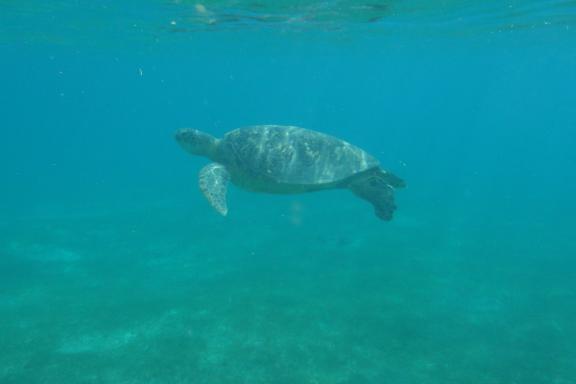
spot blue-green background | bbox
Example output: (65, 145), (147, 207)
(1, 1), (575, 383)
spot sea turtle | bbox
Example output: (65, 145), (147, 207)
(175, 125), (405, 220)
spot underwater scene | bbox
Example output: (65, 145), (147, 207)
(1, 1), (576, 383)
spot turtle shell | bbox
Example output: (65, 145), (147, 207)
(220, 125), (379, 185)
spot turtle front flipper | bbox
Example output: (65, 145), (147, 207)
(199, 163), (230, 216)
(349, 169), (401, 221)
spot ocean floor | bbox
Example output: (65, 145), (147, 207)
(1, 198), (575, 384)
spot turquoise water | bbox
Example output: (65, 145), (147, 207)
(1, 2), (576, 383)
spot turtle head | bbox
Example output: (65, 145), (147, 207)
(175, 128), (219, 159)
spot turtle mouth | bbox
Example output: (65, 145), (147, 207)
(174, 129), (196, 154)
(174, 128), (216, 158)
(174, 128), (193, 142)
(175, 129), (203, 150)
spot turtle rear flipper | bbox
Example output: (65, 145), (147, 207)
(199, 163), (230, 216)
(382, 170), (406, 189)
(349, 171), (397, 221)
